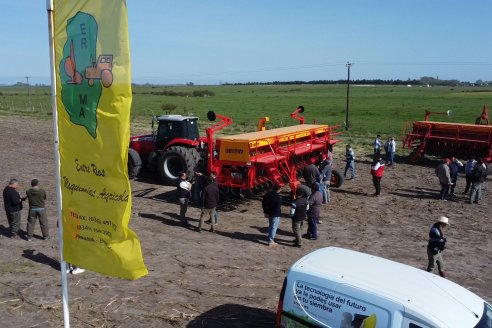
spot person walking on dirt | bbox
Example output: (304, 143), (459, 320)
(426, 216), (449, 278)
(25, 179), (50, 241)
(198, 176), (220, 233)
(306, 183), (322, 240)
(290, 189), (309, 248)
(463, 156), (476, 194)
(303, 158), (320, 187)
(469, 158), (488, 204)
(344, 144), (356, 180)
(373, 135), (382, 159)
(435, 158), (452, 201)
(448, 157), (463, 197)
(262, 184), (282, 247)
(3, 178), (25, 239)
(370, 157), (385, 196)
(177, 172), (192, 227)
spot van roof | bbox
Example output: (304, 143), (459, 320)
(290, 247), (486, 327)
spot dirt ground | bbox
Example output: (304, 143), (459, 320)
(0, 115), (490, 328)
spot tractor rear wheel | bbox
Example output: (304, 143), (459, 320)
(330, 169), (344, 188)
(157, 146), (200, 185)
(128, 148), (142, 179)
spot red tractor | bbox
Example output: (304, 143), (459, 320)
(128, 115), (205, 184)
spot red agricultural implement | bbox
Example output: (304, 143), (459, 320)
(129, 106), (344, 196)
(402, 106), (492, 163)
(206, 107), (344, 196)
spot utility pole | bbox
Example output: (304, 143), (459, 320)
(345, 62), (352, 130)
(25, 76), (32, 110)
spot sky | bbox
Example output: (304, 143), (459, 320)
(1, 0), (491, 85)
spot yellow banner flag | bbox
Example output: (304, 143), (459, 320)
(54, 0), (147, 279)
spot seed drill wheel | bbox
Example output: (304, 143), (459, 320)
(330, 169), (344, 188)
(408, 150), (422, 164)
(157, 146), (200, 185)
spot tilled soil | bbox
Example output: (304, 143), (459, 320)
(0, 115), (490, 328)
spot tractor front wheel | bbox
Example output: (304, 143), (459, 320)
(330, 169), (344, 188)
(157, 146), (200, 185)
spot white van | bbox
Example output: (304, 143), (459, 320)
(276, 247), (491, 328)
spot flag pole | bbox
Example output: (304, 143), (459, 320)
(46, 0), (70, 327)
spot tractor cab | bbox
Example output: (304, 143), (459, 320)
(155, 115), (200, 150)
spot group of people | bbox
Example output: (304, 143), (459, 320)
(373, 135), (397, 166)
(2, 178), (50, 241)
(261, 152), (334, 248)
(177, 170), (220, 233)
(2, 178), (85, 275)
(435, 156), (488, 203)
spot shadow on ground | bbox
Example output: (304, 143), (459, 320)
(22, 249), (60, 271)
(186, 303), (275, 328)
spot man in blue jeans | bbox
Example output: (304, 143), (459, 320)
(262, 184), (282, 247)
(344, 144), (356, 179)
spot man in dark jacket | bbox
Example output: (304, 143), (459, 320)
(262, 184), (282, 247)
(426, 216), (449, 278)
(469, 158), (488, 204)
(3, 178), (24, 239)
(198, 176), (220, 232)
(290, 189), (309, 247)
(302, 158), (320, 187)
(26, 179), (50, 241)
(306, 183), (323, 240)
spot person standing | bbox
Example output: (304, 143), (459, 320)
(262, 184), (282, 247)
(435, 158), (451, 201)
(302, 158), (320, 187)
(306, 183), (322, 240)
(290, 189), (309, 248)
(463, 156), (476, 194)
(319, 154), (333, 204)
(373, 134), (382, 159)
(387, 137), (396, 165)
(3, 178), (24, 239)
(198, 176), (220, 233)
(469, 158), (488, 204)
(370, 157), (385, 196)
(25, 179), (50, 241)
(426, 216), (449, 278)
(448, 157), (463, 197)
(191, 159), (207, 204)
(344, 144), (356, 180)
(177, 172), (192, 227)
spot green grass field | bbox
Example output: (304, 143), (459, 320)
(1, 84), (490, 143)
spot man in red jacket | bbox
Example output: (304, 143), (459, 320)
(370, 157), (385, 196)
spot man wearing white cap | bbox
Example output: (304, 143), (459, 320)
(426, 216), (449, 278)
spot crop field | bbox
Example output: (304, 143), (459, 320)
(1, 84), (490, 139)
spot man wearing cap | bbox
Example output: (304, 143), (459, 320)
(426, 216), (449, 278)
(435, 158), (452, 201)
(25, 179), (49, 241)
(2, 178), (25, 239)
